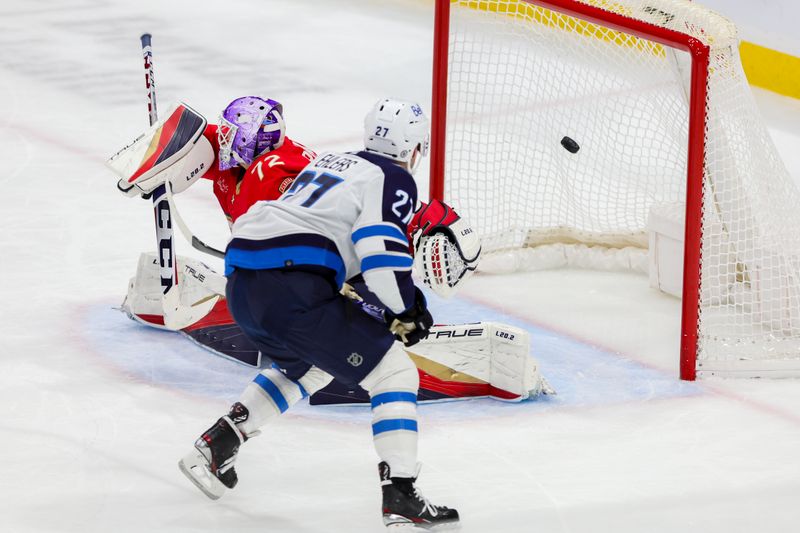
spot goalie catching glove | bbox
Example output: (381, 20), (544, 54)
(385, 287), (433, 347)
(408, 199), (481, 298)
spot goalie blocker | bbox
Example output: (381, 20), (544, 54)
(121, 254), (553, 402)
(107, 102), (214, 197)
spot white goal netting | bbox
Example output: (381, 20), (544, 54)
(441, 0), (800, 376)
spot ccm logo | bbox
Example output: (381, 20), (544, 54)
(434, 328), (483, 339)
(156, 200), (174, 292)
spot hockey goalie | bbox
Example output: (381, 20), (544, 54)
(108, 97), (553, 404)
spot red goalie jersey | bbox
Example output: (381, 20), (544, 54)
(201, 124), (316, 225)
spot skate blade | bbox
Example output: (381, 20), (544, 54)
(384, 515), (461, 531)
(178, 450), (226, 500)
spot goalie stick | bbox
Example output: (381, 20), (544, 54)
(165, 188), (225, 259)
(143, 34), (223, 261)
(116, 36), (225, 261)
(140, 34), (190, 330)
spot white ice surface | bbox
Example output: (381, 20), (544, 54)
(2, 1), (800, 532)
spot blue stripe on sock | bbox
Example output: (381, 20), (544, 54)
(372, 419), (418, 436)
(298, 382), (309, 399)
(370, 391), (418, 409)
(254, 374), (290, 413)
(269, 363), (308, 399)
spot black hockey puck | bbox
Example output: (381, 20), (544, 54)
(561, 136), (580, 154)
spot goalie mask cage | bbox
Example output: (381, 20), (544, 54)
(430, 0), (800, 380)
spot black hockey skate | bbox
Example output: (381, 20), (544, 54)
(179, 402), (250, 500)
(379, 461), (460, 530)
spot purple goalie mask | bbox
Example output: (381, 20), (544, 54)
(217, 96), (286, 170)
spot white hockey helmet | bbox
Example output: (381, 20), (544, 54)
(364, 98), (430, 174)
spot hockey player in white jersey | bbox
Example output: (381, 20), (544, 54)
(179, 99), (460, 529)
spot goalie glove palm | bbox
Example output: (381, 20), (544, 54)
(407, 199), (481, 298)
(386, 288), (433, 347)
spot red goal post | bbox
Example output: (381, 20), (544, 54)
(429, 0), (800, 380)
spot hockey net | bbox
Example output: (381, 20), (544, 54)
(431, 0), (800, 379)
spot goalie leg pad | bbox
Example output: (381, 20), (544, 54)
(120, 252), (224, 330)
(308, 322), (554, 405)
(410, 322), (553, 401)
(485, 323), (553, 401)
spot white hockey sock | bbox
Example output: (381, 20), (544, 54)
(360, 344), (420, 478)
(237, 365), (333, 436)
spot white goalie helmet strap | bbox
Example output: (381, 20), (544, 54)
(259, 108), (286, 153)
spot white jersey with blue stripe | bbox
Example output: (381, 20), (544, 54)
(225, 150), (418, 315)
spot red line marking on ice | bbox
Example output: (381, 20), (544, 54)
(67, 300), (228, 410)
(8, 119), (105, 161)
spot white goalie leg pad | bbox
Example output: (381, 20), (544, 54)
(411, 322), (554, 401)
(360, 343), (420, 478)
(120, 252), (167, 327)
(120, 252), (225, 330)
(485, 323), (554, 400)
(237, 366), (333, 437)
(179, 256), (227, 296)
(411, 323), (491, 383)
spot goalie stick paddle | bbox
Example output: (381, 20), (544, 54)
(165, 187), (225, 259)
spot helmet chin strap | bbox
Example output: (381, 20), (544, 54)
(408, 146), (422, 176)
(272, 111), (286, 150)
